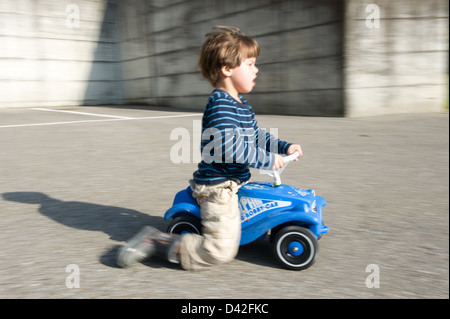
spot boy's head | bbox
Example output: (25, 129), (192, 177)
(199, 26), (260, 87)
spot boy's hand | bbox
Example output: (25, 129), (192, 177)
(287, 144), (303, 161)
(272, 144), (303, 170)
(272, 154), (286, 171)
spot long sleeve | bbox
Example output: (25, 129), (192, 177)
(194, 89), (292, 185)
(200, 97), (287, 170)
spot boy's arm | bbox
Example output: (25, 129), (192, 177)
(201, 96), (301, 170)
(222, 127), (274, 169)
(254, 125), (292, 155)
(203, 124), (301, 170)
(253, 123), (303, 168)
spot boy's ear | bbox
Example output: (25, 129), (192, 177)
(221, 65), (233, 77)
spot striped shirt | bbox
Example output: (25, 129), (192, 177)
(193, 89), (291, 185)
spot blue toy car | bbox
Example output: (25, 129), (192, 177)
(164, 153), (329, 270)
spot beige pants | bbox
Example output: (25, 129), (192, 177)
(179, 180), (242, 271)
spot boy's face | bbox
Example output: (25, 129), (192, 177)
(228, 57), (259, 94)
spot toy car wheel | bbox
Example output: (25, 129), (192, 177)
(167, 216), (202, 236)
(272, 226), (318, 270)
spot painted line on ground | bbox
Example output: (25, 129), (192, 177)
(32, 108), (135, 119)
(0, 113), (202, 129)
(134, 113), (203, 120)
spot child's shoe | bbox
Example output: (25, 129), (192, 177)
(116, 226), (181, 268)
(152, 228), (181, 264)
(116, 226), (157, 268)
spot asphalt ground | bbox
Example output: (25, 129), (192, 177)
(0, 106), (448, 299)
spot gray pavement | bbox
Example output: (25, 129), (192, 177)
(0, 106), (448, 299)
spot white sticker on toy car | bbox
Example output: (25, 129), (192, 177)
(239, 197), (291, 221)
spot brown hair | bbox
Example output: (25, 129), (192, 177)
(198, 26), (260, 86)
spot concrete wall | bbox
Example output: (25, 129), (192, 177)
(0, 0), (122, 108)
(117, 0), (448, 117)
(1, 0), (448, 116)
(117, 0), (345, 116)
(344, 0), (449, 116)
(116, 0), (152, 106)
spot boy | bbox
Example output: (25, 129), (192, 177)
(117, 26), (302, 270)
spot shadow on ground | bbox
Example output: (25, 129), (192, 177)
(2, 191), (283, 270)
(2, 191), (167, 267)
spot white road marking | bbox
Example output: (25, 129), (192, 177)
(32, 108), (135, 119)
(0, 112), (202, 129)
(135, 113), (202, 120)
(0, 118), (128, 128)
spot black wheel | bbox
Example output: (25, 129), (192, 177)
(272, 226), (318, 271)
(167, 216), (202, 235)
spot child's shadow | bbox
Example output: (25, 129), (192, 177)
(2, 191), (166, 268)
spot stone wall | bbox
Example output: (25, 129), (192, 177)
(0, 0), (122, 108)
(1, 0), (448, 116)
(344, 0), (449, 116)
(117, 0), (448, 116)
(117, 0), (345, 116)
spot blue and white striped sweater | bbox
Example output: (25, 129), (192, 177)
(193, 89), (291, 185)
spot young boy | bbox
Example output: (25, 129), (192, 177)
(117, 26), (302, 270)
